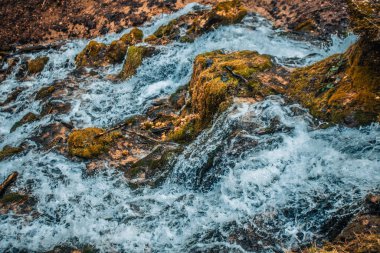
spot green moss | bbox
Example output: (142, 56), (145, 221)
(106, 40), (128, 63)
(75, 41), (108, 67)
(35, 85), (56, 100)
(0, 193), (27, 204)
(179, 35), (194, 43)
(11, 112), (39, 132)
(154, 20), (180, 39)
(118, 46), (155, 80)
(190, 50), (273, 127)
(120, 28), (144, 45)
(288, 40), (380, 126)
(27, 56), (49, 74)
(167, 115), (199, 143)
(75, 29), (144, 68)
(0, 145), (24, 162)
(203, 0), (248, 29)
(68, 128), (122, 159)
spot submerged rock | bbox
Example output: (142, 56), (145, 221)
(10, 112), (39, 132)
(0, 87), (26, 106)
(75, 28), (144, 68)
(0, 146), (24, 162)
(35, 85), (57, 101)
(125, 145), (182, 188)
(27, 56), (49, 74)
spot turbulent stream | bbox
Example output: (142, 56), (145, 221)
(0, 3), (379, 253)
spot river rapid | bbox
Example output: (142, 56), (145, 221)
(0, 3), (379, 253)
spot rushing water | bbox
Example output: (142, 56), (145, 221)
(0, 4), (379, 253)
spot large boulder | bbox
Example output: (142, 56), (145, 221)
(287, 0), (380, 127)
(165, 50), (281, 143)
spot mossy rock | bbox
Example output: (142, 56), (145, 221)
(287, 39), (380, 126)
(75, 28), (144, 68)
(0, 193), (27, 204)
(11, 112), (39, 132)
(166, 114), (200, 144)
(144, 35), (159, 44)
(125, 145), (183, 188)
(35, 85), (56, 100)
(118, 46), (156, 80)
(153, 20), (180, 40)
(68, 128), (122, 159)
(75, 41), (109, 67)
(0, 145), (24, 161)
(190, 50), (273, 127)
(204, 0), (248, 29)
(27, 56), (49, 74)
(120, 28), (144, 45)
(106, 40), (129, 64)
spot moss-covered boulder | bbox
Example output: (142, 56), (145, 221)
(288, 40), (380, 127)
(0, 145), (24, 162)
(120, 27), (144, 45)
(286, 0), (380, 127)
(118, 46), (156, 80)
(164, 50), (277, 143)
(189, 50), (273, 126)
(75, 40), (110, 67)
(27, 56), (49, 74)
(145, 0), (247, 45)
(75, 28), (144, 68)
(68, 128), (122, 159)
(10, 112), (39, 132)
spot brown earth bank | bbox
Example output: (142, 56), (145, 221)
(0, 0), (350, 51)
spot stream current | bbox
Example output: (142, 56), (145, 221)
(0, 3), (379, 253)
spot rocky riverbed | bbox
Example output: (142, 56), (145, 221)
(0, 0), (379, 252)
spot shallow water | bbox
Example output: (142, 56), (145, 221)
(0, 4), (378, 253)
